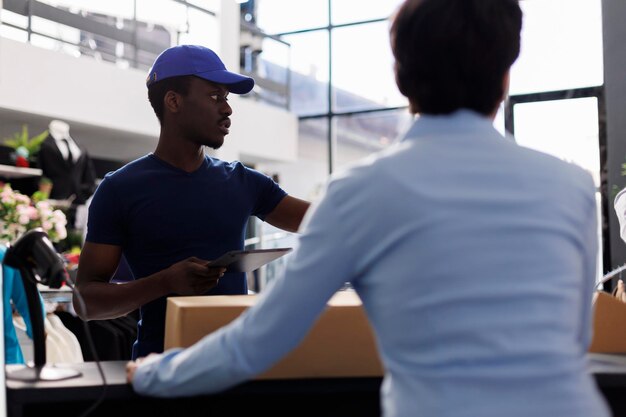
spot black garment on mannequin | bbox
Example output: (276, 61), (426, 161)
(38, 134), (97, 205)
(61, 138), (74, 166)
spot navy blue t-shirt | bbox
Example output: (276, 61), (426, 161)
(86, 154), (287, 358)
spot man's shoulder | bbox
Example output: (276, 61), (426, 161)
(208, 156), (246, 171)
(104, 155), (153, 179)
(207, 157), (269, 179)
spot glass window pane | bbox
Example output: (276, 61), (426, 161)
(186, 0), (219, 13)
(510, 0), (603, 95)
(334, 109), (413, 173)
(331, 0), (404, 25)
(247, 37), (291, 109)
(512, 97), (602, 280)
(136, 0), (188, 32)
(282, 31), (329, 116)
(31, 16), (80, 48)
(133, 23), (172, 70)
(179, 9), (219, 51)
(298, 117), (331, 191)
(30, 33), (81, 58)
(0, 25), (28, 43)
(332, 22), (408, 112)
(256, 0), (328, 34)
(513, 97), (600, 183)
(0, 10), (28, 29)
(37, 0), (135, 19)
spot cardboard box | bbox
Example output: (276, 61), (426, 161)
(589, 291), (626, 353)
(164, 290), (384, 379)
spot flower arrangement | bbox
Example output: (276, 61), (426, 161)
(0, 183), (67, 245)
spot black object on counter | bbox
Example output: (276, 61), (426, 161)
(2, 228), (81, 381)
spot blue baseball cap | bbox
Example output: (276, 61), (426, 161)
(146, 44), (254, 94)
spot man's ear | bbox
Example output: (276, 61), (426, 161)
(164, 91), (181, 114)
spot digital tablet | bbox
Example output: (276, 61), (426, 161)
(208, 248), (293, 273)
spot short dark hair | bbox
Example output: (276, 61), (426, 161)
(390, 0), (522, 115)
(147, 75), (194, 124)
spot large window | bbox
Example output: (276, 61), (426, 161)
(0, 0), (219, 71)
(332, 21), (406, 113)
(508, 94), (605, 281)
(505, 0), (607, 276)
(251, 0), (607, 279)
(253, 0), (409, 186)
(510, 0), (603, 95)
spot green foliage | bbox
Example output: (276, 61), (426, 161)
(3, 124), (49, 156)
(31, 191), (48, 204)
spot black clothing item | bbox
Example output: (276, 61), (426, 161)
(54, 311), (138, 361)
(60, 138), (74, 166)
(89, 320), (125, 361)
(38, 135), (97, 205)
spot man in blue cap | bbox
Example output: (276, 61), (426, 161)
(74, 45), (310, 360)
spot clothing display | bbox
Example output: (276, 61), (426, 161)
(38, 120), (97, 205)
(54, 310), (138, 361)
(614, 187), (626, 243)
(2, 246), (37, 365)
(132, 110), (609, 417)
(47, 313), (83, 362)
(86, 153), (287, 359)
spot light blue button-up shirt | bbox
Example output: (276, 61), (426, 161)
(133, 110), (610, 417)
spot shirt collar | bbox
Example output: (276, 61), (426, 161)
(401, 109), (499, 142)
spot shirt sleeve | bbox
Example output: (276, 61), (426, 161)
(85, 175), (125, 245)
(132, 179), (358, 397)
(243, 165), (287, 220)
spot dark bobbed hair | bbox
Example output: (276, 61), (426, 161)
(390, 0), (522, 115)
(147, 75), (194, 124)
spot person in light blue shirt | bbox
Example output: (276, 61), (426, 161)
(126, 0), (610, 416)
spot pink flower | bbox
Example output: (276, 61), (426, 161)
(27, 206), (38, 220)
(0, 184), (68, 245)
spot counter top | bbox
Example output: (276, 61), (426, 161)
(7, 354), (626, 417)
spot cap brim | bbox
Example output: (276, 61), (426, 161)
(195, 70), (255, 94)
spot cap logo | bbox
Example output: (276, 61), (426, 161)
(146, 72), (158, 85)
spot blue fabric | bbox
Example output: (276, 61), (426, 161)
(133, 110), (609, 417)
(86, 154), (286, 359)
(2, 246), (34, 365)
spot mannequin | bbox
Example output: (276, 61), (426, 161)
(48, 120), (70, 141)
(38, 120), (96, 203)
(46, 120), (81, 167)
(38, 120), (97, 227)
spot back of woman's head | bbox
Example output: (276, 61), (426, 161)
(390, 0), (522, 115)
